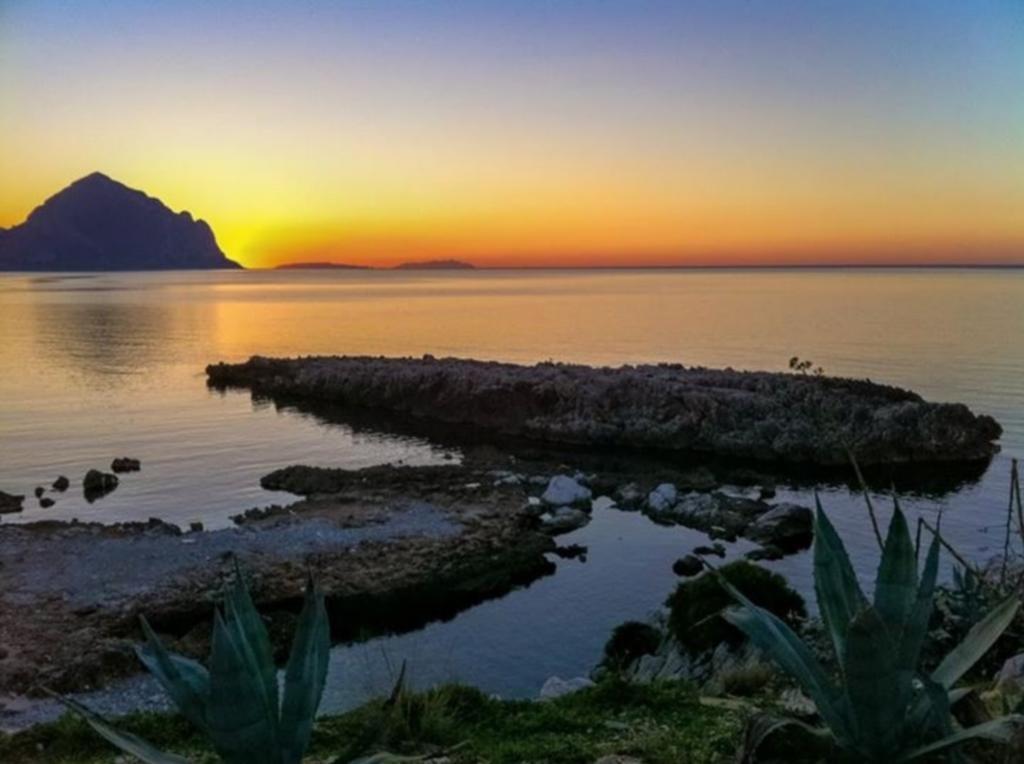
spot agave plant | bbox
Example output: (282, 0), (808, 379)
(59, 565), (330, 764)
(721, 498), (1022, 761)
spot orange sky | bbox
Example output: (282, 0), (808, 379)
(2, 2), (1023, 268)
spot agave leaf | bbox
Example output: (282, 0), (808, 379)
(904, 673), (957, 751)
(932, 595), (1021, 689)
(898, 715), (1024, 761)
(207, 610), (279, 764)
(736, 712), (834, 763)
(844, 606), (911, 757)
(136, 617), (211, 734)
(279, 575), (331, 764)
(897, 527), (940, 673)
(874, 501), (918, 632)
(812, 497), (866, 666)
(49, 693), (192, 764)
(721, 601), (851, 746)
(224, 562), (280, 732)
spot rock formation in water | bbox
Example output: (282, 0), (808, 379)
(207, 355), (1002, 466)
(0, 172), (240, 271)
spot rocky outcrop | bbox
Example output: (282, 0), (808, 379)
(206, 355), (1001, 466)
(0, 172), (240, 271)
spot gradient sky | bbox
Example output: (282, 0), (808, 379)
(2, 1), (1023, 268)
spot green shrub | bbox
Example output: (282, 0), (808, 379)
(665, 560), (805, 653)
(601, 621), (663, 670)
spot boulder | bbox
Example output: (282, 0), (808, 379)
(672, 555), (704, 577)
(541, 475), (592, 507)
(539, 675), (595, 700)
(111, 457), (141, 473)
(0, 491), (25, 514)
(591, 495), (617, 512)
(39, 497), (55, 508)
(647, 483), (678, 513)
(83, 469), (119, 501)
(693, 543), (726, 558)
(541, 507), (590, 535)
(34, 486), (45, 498)
(746, 503), (813, 551)
(615, 482), (643, 510)
(52, 475), (70, 492)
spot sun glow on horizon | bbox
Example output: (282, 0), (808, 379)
(2, 1), (1023, 269)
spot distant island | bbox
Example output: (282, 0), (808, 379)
(0, 172), (240, 271)
(275, 258), (477, 271)
(394, 259), (475, 270)
(275, 262), (369, 270)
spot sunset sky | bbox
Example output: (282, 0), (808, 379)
(2, 1), (1023, 269)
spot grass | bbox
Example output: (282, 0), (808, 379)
(0, 680), (744, 763)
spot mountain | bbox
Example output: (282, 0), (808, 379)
(394, 259), (475, 270)
(0, 172), (241, 271)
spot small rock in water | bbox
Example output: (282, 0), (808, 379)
(39, 497), (55, 508)
(34, 486), (45, 498)
(541, 475), (592, 506)
(52, 475), (70, 492)
(189, 521), (204, 533)
(745, 545), (784, 561)
(541, 507), (590, 535)
(111, 457), (141, 473)
(0, 490), (25, 514)
(615, 482), (643, 510)
(553, 543), (588, 561)
(758, 483), (777, 500)
(746, 503), (812, 551)
(591, 495), (617, 512)
(83, 469), (119, 501)
(693, 543), (726, 558)
(672, 554), (704, 577)
(539, 675), (595, 700)
(647, 483), (678, 513)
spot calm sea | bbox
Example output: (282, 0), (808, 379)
(2, 267), (1023, 707)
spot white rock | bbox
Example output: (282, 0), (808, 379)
(542, 475), (592, 506)
(591, 495), (617, 512)
(539, 675), (595, 700)
(996, 653), (1024, 690)
(647, 482), (678, 512)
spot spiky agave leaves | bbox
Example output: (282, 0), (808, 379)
(722, 497), (1023, 761)
(61, 564), (330, 764)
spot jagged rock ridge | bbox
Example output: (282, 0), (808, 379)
(206, 355), (1002, 466)
(0, 172), (240, 270)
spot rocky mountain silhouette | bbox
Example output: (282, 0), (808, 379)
(0, 172), (240, 270)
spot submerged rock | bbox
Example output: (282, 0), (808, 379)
(0, 491), (25, 514)
(541, 475), (592, 506)
(39, 497), (55, 509)
(52, 476), (70, 492)
(206, 355), (1002, 465)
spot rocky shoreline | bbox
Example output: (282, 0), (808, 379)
(0, 465), (556, 702)
(207, 355), (1001, 466)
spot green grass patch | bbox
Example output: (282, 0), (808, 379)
(1, 680), (743, 763)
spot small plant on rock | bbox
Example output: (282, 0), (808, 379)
(723, 498), (1023, 761)
(56, 564), (330, 764)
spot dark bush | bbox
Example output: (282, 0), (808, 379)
(666, 560), (805, 653)
(602, 621), (663, 670)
